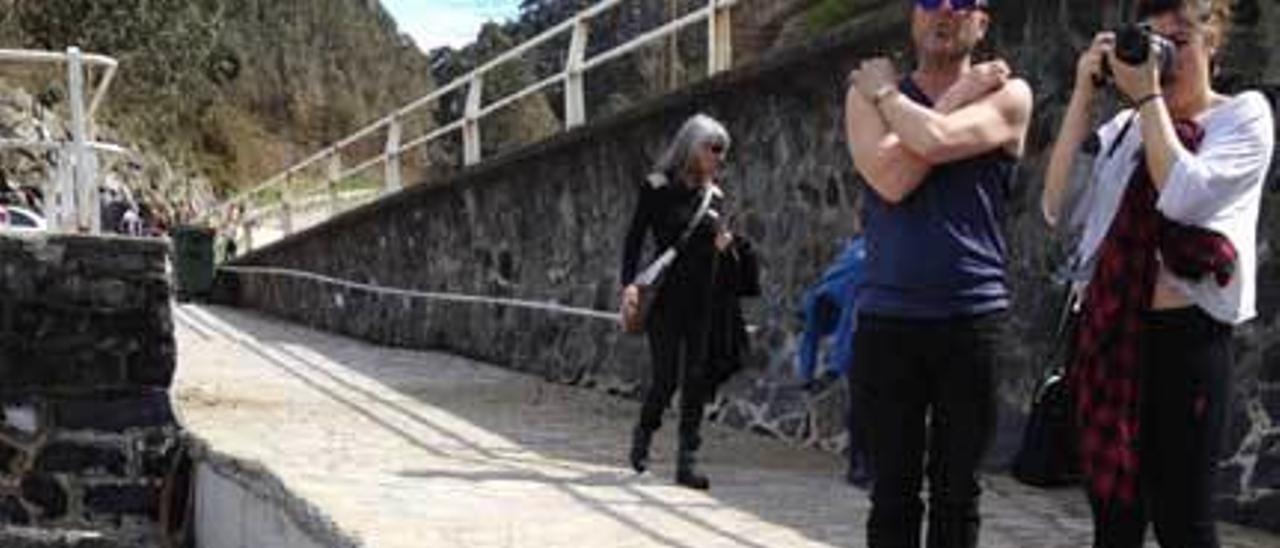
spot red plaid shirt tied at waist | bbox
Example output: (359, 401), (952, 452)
(1070, 119), (1237, 510)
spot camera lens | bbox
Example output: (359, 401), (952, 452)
(1113, 23), (1176, 76)
(1115, 24), (1150, 66)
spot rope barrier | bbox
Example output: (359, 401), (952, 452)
(218, 265), (619, 322)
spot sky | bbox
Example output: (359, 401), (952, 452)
(382, 0), (524, 52)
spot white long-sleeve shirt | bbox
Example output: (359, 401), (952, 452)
(1062, 91), (1275, 325)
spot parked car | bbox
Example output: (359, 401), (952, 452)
(0, 205), (48, 232)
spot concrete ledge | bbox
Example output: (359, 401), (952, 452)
(184, 435), (360, 548)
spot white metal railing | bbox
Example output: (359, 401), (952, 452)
(0, 48), (124, 234)
(201, 0), (737, 254)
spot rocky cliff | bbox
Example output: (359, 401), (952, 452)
(0, 0), (435, 209)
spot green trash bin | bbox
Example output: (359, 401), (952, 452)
(171, 225), (216, 302)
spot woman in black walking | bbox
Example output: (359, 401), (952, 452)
(620, 113), (743, 490)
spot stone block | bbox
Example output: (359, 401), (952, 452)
(35, 441), (127, 477)
(83, 484), (159, 519)
(750, 424), (779, 438)
(805, 385), (849, 443)
(775, 414), (808, 439)
(138, 430), (177, 479)
(0, 494), (31, 525)
(719, 402), (751, 430)
(761, 387), (808, 427)
(1217, 462), (1244, 496)
(0, 438), (23, 476)
(1262, 384), (1280, 424)
(1263, 431), (1280, 456)
(1214, 496), (1247, 528)
(57, 235), (167, 277)
(1252, 432), (1280, 489)
(126, 339), (176, 388)
(1262, 342), (1280, 382)
(2, 352), (127, 390)
(50, 391), (174, 433)
(0, 309), (172, 390)
(21, 474), (68, 519)
(1224, 397), (1256, 459)
(1251, 491), (1280, 533)
(1, 234), (173, 395)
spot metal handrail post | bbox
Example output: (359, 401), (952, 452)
(564, 18), (589, 128)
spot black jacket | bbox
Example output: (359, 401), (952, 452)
(706, 238), (761, 390)
(621, 175), (761, 388)
(620, 176), (719, 288)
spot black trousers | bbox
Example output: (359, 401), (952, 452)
(845, 372), (874, 484)
(637, 289), (712, 456)
(1090, 307), (1231, 548)
(851, 312), (1003, 548)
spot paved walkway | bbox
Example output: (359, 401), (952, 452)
(172, 304), (1278, 548)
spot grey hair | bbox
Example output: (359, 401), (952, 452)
(647, 113), (730, 187)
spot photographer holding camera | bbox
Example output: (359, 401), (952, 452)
(1042, 1), (1274, 546)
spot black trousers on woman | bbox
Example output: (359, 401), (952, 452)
(638, 290), (713, 466)
(1090, 307), (1231, 548)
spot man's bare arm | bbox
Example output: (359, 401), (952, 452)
(845, 85), (933, 204)
(879, 78), (1034, 164)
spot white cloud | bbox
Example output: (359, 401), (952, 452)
(383, 0), (522, 52)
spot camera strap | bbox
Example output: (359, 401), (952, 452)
(1106, 111), (1139, 159)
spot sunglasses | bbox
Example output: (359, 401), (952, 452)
(708, 143), (726, 155)
(916, 0), (986, 12)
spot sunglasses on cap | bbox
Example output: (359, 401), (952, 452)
(916, 0), (988, 12)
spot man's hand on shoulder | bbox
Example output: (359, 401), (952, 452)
(848, 57), (900, 103)
(936, 60), (1011, 113)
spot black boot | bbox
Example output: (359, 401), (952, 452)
(845, 448), (874, 489)
(628, 426), (652, 474)
(675, 449), (709, 490)
(675, 426), (709, 490)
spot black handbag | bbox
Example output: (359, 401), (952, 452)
(1011, 285), (1083, 488)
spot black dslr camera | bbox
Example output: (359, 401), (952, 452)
(1095, 23), (1176, 87)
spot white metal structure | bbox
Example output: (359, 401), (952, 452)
(203, 0), (737, 253)
(0, 48), (123, 234)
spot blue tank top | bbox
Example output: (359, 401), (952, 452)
(857, 78), (1017, 319)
